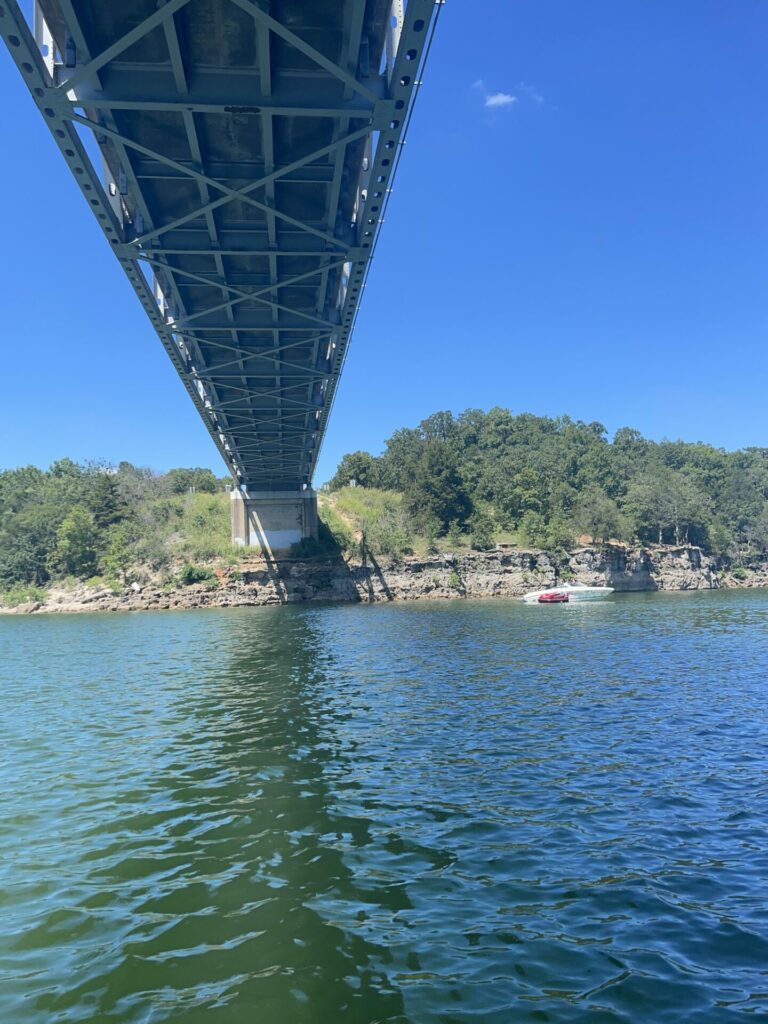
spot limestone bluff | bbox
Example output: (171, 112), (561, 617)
(3, 544), (734, 615)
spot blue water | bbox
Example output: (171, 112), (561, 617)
(1, 590), (767, 1022)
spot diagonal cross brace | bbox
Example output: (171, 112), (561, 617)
(194, 376), (323, 408)
(228, 0), (380, 105)
(56, 0), (193, 93)
(145, 255), (347, 327)
(173, 335), (331, 377)
(141, 255), (343, 329)
(69, 114), (349, 248)
(128, 126), (372, 247)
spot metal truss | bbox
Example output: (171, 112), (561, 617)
(1, 0), (443, 490)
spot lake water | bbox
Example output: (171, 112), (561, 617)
(2, 591), (768, 1022)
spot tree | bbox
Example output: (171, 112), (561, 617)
(707, 519), (737, 560)
(360, 504), (413, 559)
(519, 511), (575, 553)
(54, 508), (99, 577)
(115, 462), (165, 505)
(0, 529), (49, 587)
(404, 440), (471, 534)
(101, 522), (137, 583)
(667, 475), (712, 545)
(469, 509), (495, 551)
(574, 486), (627, 546)
(164, 467), (219, 494)
(328, 450), (378, 490)
(89, 472), (127, 530)
(625, 467), (711, 546)
(375, 426), (424, 491)
(625, 469), (677, 544)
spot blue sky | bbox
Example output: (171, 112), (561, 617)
(1, 1), (767, 483)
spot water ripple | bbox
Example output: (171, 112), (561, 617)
(1, 591), (768, 1021)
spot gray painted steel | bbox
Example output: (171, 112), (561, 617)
(1, 0), (440, 490)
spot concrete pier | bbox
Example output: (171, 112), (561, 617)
(231, 490), (318, 555)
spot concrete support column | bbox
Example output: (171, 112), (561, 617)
(231, 489), (318, 554)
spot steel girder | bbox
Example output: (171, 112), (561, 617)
(1, 0), (441, 489)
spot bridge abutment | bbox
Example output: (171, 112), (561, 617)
(231, 490), (318, 554)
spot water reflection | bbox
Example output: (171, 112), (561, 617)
(2, 592), (768, 1022)
(22, 609), (410, 1022)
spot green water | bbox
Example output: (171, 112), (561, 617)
(2, 591), (768, 1022)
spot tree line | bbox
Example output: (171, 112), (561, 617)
(328, 408), (768, 559)
(2, 409), (765, 593)
(0, 460), (226, 590)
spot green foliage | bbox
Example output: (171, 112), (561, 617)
(327, 408), (768, 563)
(177, 563), (218, 586)
(448, 569), (461, 589)
(131, 492), (233, 565)
(423, 517), (440, 554)
(574, 486), (627, 546)
(164, 467), (220, 495)
(89, 473), (127, 530)
(520, 511), (576, 553)
(0, 584), (45, 607)
(330, 485), (399, 522)
(101, 522), (137, 584)
(360, 506), (413, 560)
(0, 461), (234, 592)
(404, 439), (471, 534)
(446, 520), (463, 550)
(731, 567), (750, 581)
(359, 500), (411, 560)
(54, 507), (100, 578)
(83, 575), (121, 594)
(328, 451), (380, 490)
(2, 405), (768, 598)
(324, 488), (414, 559)
(625, 465), (711, 546)
(318, 503), (354, 554)
(706, 519), (736, 559)
(288, 520), (344, 559)
(469, 509), (495, 551)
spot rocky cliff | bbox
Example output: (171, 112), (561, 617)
(3, 544), (723, 614)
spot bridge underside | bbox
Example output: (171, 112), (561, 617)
(1, 0), (438, 546)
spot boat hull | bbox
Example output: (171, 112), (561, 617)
(523, 585), (614, 604)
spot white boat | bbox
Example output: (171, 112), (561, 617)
(522, 582), (614, 604)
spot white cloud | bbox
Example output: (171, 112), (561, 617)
(472, 79), (545, 114)
(484, 92), (517, 109)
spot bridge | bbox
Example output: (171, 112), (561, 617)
(1, 0), (440, 551)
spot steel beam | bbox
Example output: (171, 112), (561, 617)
(1, 0), (442, 490)
(54, 0), (193, 93)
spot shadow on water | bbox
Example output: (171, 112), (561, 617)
(6, 591), (768, 1023)
(17, 609), (410, 1024)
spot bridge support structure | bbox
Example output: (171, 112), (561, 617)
(1, 0), (441, 497)
(231, 489), (318, 555)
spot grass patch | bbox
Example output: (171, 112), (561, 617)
(318, 501), (354, 554)
(133, 492), (232, 566)
(84, 575), (121, 593)
(1, 584), (46, 607)
(326, 488), (414, 559)
(329, 486), (404, 522)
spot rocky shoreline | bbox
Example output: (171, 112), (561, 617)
(2, 543), (761, 616)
